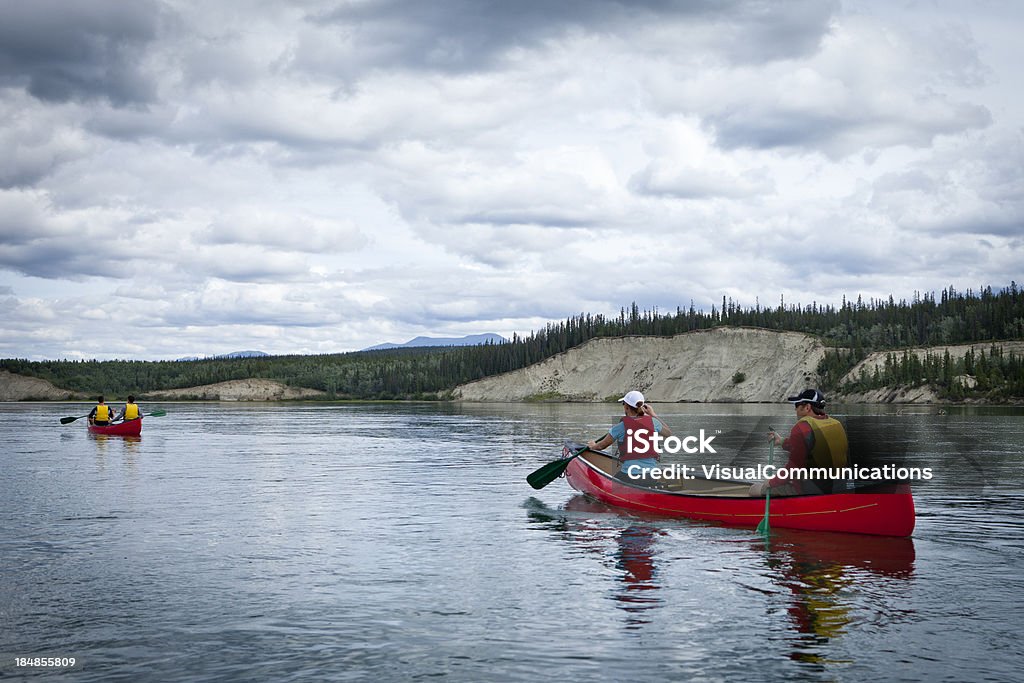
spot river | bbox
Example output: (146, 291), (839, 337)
(1, 402), (1022, 681)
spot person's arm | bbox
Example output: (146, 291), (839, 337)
(643, 405), (672, 437)
(767, 422), (811, 487)
(587, 433), (615, 451)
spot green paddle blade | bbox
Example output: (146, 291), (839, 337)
(756, 439), (775, 537)
(526, 452), (582, 490)
(756, 506), (770, 536)
(526, 458), (572, 490)
(145, 410), (167, 417)
(60, 415), (88, 425)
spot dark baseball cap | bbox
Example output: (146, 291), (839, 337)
(787, 389), (825, 406)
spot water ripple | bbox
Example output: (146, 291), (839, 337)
(1, 403), (1022, 681)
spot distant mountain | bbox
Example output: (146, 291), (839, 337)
(363, 333), (507, 352)
(176, 350), (270, 361)
(217, 350), (269, 359)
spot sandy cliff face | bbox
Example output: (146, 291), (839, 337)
(453, 327), (827, 403)
(0, 370), (74, 400)
(0, 372), (326, 402)
(145, 379), (325, 401)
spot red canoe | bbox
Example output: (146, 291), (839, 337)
(88, 419), (142, 437)
(562, 449), (915, 537)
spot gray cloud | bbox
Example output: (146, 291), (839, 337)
(0, 0), (1020, 360)
(202, 211), (367, 253)
(0, 240), (135, 280)
(629, 164), (774, 199)
(710, 100), (992, 154)
(0, 0), (163, 105)
(869, 131), (1024, 237)
(304, 0), (836, 75)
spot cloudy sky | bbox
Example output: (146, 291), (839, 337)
(1, 0), (1021, 360)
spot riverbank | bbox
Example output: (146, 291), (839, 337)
(0, 370), (74, 401)
(0, 373), (322, 402)
(4, 328), (1022, 404)
(454, 328), (826, 403)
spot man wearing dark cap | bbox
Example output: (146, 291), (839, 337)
(749, 389), (849, 496)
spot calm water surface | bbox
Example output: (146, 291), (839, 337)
(1, 402), (1023, 681)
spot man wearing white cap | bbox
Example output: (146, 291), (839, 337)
(587, 390), (673, 481)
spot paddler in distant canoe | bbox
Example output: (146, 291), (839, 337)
(749, 389), (850, 497)
(117, 395), (140, 422)
(587, 390), (674, 482)
(88, 395), (113, 426)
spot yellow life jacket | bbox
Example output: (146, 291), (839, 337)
(798, 415), (849, 469)
(123, 403), (139, 420)
(95, 404), (111, 422)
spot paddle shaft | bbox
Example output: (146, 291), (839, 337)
(113, 409), (167, 423)
(61, 408), (166, 425)
(756, 427), (775, 536)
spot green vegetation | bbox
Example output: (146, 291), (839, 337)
(829, 345), (1024, 401)
(731, 371), (746, 385)
(2, 283), (1022, 400)
(524, 391), (565, 402)
(814, 284), (1024, 400)
(0, 347), (507, 401)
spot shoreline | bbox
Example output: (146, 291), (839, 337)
(7, 397), (1022, 408)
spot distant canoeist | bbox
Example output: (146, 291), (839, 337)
(118, 395), (140, 422)
(89, 396), (113, 426)
(587, 390), (674, 481)
(749, 389), (849, 497)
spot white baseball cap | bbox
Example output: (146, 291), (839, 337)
(619, 390), (645, 408)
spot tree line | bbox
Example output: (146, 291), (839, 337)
(2, 282), (1022, 400)
(826, 345), (1024, 400)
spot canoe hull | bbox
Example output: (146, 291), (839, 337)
(88, 419), (142, 437)
(564, 452), (915, 537)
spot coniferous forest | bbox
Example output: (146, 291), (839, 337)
(2, 283), (1023, 401)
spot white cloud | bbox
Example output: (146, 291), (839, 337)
(0, 0), (1020, 360)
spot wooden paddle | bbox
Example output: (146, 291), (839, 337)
(527, 446), (588, 490)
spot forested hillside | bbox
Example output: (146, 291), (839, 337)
(2, 283), (1022, 400)
(826, 344), (1024, 400)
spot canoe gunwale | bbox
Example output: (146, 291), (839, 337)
(564, 451), (916, 537)
(573, 451), (907, 499)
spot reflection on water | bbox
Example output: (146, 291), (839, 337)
(89, 433), (142, 473)
(612, 526), (662, 628)
(759, 530), (916, 666)
(528, 492), (921, 675)
(2, 402), (1021, 682)
(528, 495), (666, 629)
(564, 495), (665, 628)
